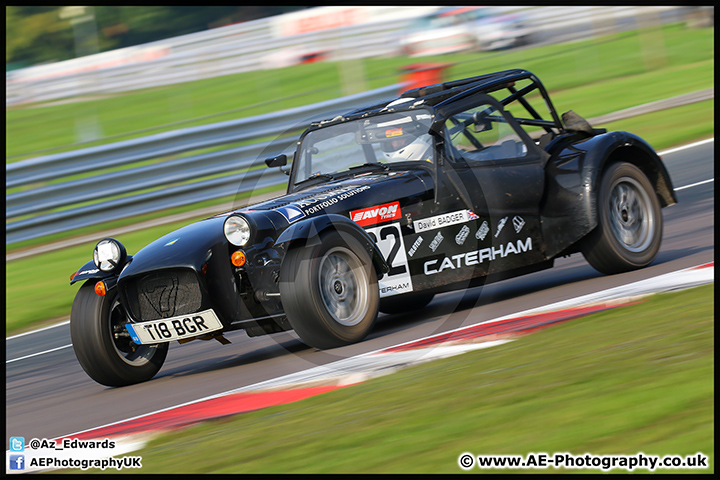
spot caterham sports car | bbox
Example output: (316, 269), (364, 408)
(70, 69), (676, 386)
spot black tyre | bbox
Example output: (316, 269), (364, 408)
(279, 230), (379, 349)
(379, 292), (435, 315)
(581, 162), (662, 274)
(70, 281), (168, 387)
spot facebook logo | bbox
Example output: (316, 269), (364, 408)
(9, 454), (25, 470)
(9, 437), (24, 452)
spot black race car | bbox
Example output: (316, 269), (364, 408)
(69, 69), (676, 386)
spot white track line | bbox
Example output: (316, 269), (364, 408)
(675, 178), (713, 191)
(6, 319), (70, 340)
(6, 344), (72, 364)
(658, 137), (713, 156)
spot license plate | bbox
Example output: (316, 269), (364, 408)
(125, 309), (223, 345)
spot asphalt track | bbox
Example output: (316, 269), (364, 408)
(5, 138), (714, 449)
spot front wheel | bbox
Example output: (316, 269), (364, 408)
(70, 281), (168, 387)
(279, 230), (379, 350)
(581, 162), (662, 274)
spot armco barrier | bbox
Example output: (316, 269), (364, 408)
(5, 83), (402, 245)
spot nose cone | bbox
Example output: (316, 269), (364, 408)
(120, 216), (226, 278)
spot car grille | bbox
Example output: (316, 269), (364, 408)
(123, 269), (203, 322)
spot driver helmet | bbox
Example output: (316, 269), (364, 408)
(381, 135), (433, 162)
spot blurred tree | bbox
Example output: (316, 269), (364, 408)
(6, 6), (74, 64)
(6, 6), (308, 68)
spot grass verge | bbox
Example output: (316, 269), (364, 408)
(600, 100), (713, 150)
(69, 284), (713, 474)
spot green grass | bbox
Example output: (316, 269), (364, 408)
(549, 60), (713, 118)
(602, 99), (714, 150)
(69, 285), (713, 474)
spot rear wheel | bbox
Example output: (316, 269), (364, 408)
(279, 231), (379, 349)
(581, 162), (662, 274)
(70, 281), (168, 387)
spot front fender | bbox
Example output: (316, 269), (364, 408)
(276, 214), (390, 278)
(70, 258), (131, 285)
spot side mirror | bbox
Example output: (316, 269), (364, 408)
(472, 111), (495, 133)
(265, 154), (287, 168)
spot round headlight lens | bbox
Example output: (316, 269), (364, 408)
(224, 215), (251, 246)
(93, 238), (127, 272)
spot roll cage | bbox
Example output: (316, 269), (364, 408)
(287, 69), (567, 192)
(301, 70), (565, 152)
(341, 69), (565, 134)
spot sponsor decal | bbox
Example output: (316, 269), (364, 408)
(296, 185), (371, 215)
(365, 223), (413, 297)
(424, 237), (533, 275)
(275, 205), (307, 223)
(494, 216), (508, 238)
(164, 238), (179, 246)
(407, 236), (423, 257)
(295, 185), (370, 208)
(351, 201), (401, 227)
(380, 282), (411, 296)
(413, 209), (478, 233)
(408, 237), (423, 257)
(475, 220), (490, 241)
(429, 231), (444, 252)
(302, 198), (340, 215)
(513, 215), (525, 233)
(456, 225), (470, 245)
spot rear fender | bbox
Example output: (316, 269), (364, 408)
(541, 131), (675, 258)
(592, 134), (677, 208)
(581, 132), (677, 226)
(275, 214), (390, 278)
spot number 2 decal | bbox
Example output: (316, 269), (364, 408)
(367, 225), (405, 276)
(364, 223), (414, 298)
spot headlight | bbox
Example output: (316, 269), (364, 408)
(224, 215), (251, 246)
(93, 238), (127, 272)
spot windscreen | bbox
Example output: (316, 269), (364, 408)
(293, 110), (434, 185)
